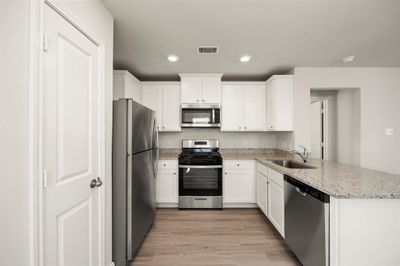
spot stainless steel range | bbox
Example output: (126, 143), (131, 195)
(178, 139), (223, 209)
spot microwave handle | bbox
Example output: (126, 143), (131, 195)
(212, 109), (215, 124)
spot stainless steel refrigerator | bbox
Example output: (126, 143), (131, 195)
(112, 99), (158, 266)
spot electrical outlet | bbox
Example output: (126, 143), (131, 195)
(386, 128), (394, 136)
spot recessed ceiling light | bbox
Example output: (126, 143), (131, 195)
(342, 55), (356, 63)
(240, 55), (251, 63)
(167, 55), (179, 62)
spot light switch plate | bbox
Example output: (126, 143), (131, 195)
(386, 128), (394, 136)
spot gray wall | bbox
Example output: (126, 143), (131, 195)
(293, 68), (400, 174)
(159, 128), (278, 148)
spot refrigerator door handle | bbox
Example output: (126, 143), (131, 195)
(126, 157), (133, 260)
(152, 118), (159, 177)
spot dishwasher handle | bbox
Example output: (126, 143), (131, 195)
(295, 187), (307, 196)
(284, 175), (330, 203)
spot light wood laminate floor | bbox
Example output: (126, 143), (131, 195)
(131, 208), (301, 266)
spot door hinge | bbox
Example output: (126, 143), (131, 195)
(43, 33), (48, 51)
(42, 169), (48, 188)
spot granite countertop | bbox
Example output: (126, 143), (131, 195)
(255, 157), (400, 200)
(159, 148), (400, 199)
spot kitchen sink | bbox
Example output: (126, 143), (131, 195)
(271, 160), (316, 169)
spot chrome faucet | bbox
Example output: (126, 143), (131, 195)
(290, 145), (310, 163)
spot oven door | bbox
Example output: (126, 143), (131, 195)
(181, 107), (220, 128)
(179, 165), (222, 196)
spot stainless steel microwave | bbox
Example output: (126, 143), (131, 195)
(181, 104), (221, 128)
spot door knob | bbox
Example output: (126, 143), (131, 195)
(90, 177), (103, 188)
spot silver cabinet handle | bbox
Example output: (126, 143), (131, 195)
(244, 126), (247, 129)
(174, 172), (176, 175)
(90, 177), (103, 188)
(202, 99), (205, 102)
(237, 164), (240, 167)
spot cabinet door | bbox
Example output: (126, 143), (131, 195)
(274, 78), (293, 131)
(256, 172), (267, 214)
(142, 85), (162, 130)
(162, 85), (181, 131)
(181, 77), (201, 104)
(244, 84), (266, 131)
(201, 76), (221, 104)
(124, 73), (142, 103)
(266, 80), (275, 130)
(268, 179), (285, 237)
(221, 85), (244, 131)
(223, 161), (255, 203)
(156, 161), (178, 203)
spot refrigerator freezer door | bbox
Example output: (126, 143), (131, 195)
(130, 100), (156, 154)
(128, 150), (156, 257)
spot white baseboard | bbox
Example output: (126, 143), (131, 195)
(223, 203), (258, 208)
(157, 202), (258, 209)
(156, 202), (178, 208)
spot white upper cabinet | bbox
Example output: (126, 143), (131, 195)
(180, 76), (202, 104)
(266, 75), (293, 131)
(221, 84), (244, 131)
(201, 75), (222, 104)
(113, 70), (142, 103)
(179, 74), (223, 104)
(142, 82), (181, 132)
(162, 85), (181, 131)
(244, 84), (266, 131)
(221, 82), (266, 131)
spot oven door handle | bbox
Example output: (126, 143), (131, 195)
(179, 165), (223, 169)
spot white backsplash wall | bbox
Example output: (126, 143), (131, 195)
(159, 128), (278, 148)
(276, 131), (294, 151)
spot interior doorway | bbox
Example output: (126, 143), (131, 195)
(310, 99), (328, 159)
(310, 89), (361, 166)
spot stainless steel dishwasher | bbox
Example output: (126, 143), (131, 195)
(284, 175), (330, 266)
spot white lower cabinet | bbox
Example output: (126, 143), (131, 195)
(256, 162), (285, 237)
(267, 175), (285, 237)
(156, 160), (178, 204)
(256, 171), (268, 214)
(223, 160), (256, 204)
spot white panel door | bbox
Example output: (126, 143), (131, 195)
(181, 76), (201, 104)
(201, 76), (221, 104)
(311, 101), (323, 159)
(244, 84), (266, 131)
(142, 85), (162, 130)
(162, 85), (181, 131)
(221, 85), (244, 131)
(43, 5), (102, 266)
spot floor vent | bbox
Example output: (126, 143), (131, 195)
(197, 46), (219, 55)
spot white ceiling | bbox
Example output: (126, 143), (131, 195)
(102, 0), (400, 81)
